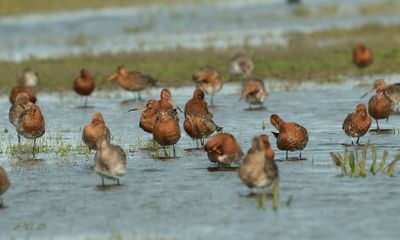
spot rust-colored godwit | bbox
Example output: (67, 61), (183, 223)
(184, 88), (222, 148)
(73, 68), (95, 106)
(342, 104), (372, 145)
(9, 93), (33, 145)
(361, 79), (400, 111)
(368, 90), (392, 130)
(94, 138), (126, 186)
(9, 86), (36, 104)
(107, 65), (156, 101)
(18, 68), (39, 88)
(270, 114), (308, 159)
(204, 132), (244, 166)
(82, 113), (111, 151)
(353, 43), (372, 69)
(241, 78), (267, 109)
(16, 104), (45, 155)
(260, 134), (275, 160)
(0, 166), (11, 206)
(153, 109), (181, 157)
(238, 135), (278, 190)
(192, 67), (223, 104)
(228, 53), (254, 78)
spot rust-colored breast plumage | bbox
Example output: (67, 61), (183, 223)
(139, 108), (158, 133)
(276, 123), (308, 151)
(342, 113), (372, 138)
(118, 72), (155, 92)
(353, 49), (372, 68)
(0, 167), (11, 196)
(242, 79), (267, 104)
(153, 111), (181, 146)
(184, 99), (213, 118)
(74, 77), (95, 96)
(368, 94), (392, 120)
(204, 133), (243, 164)
(193, 68), (222, 94)
(17, 106), (45, 140)
(83, 124), (111, 150)
(9, 86), (36, 104)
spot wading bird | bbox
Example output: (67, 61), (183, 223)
(83, 113), (111, 151)
(342, 104), (372, 145)
(204, 132), (243, 166)
(361, 79), (400, 111)
(228, 53), (254, 78)
(0, 166), (11, 206)
(73, 69), (95, 107)
(241, 78), (267, 109)
(107, 65), (156, 101)
(18, 68), (39, 88)
(368, 90), (392, 130)
(238, 135), (278, 192)
(353, 43), (372, 69)
(153, 109), (181, 158)
(9, 86), (36, 104)
(192, 67), (223, 104)
(9, 93), (33, 145)
(17, 104), (45, 156)
(270, 114), (308, 159)
(94, 138), (126, 186)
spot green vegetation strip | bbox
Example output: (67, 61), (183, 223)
(1, 24), (400, 92)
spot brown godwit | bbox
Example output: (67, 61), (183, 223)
(368, 90), (392, 130)
(238, 135), (278, 191)
(153, 109), (181, 158)
(82, 113), (111, 151)
(353, 43), (372, 69)
(184, 88), (222, 148)
(9, 93), (33, 145)
(204, 132), (244, 166)
(94, 138), (126, 186)
(0, 166), (11, 206)
(107, 65), (156, 101)
(9, 86), (36, 104)
(361, 79), (400, 111)
(270, 114), (308, 159)
(73, 69), (95, 107)
(228, 53), (254, 78)
(241, 78), (267, 109)
(192, 67), (223, 104)
(342, 104), (372, 145)
(16, 104), (45, 155)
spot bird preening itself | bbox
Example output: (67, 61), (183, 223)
(0, 166), (11, 207)
(204, 132), (244, 167)
(9, 93), (33, 146)
(107, 65), (156, 101)
(238, 135), (278, 192)
(368, 90), (392, 130)
(184, 88), (223, 148)
(82, 113), (111, 151)
(73, 69), (95, 107)
(192, 67), (223, 105)
(16, 104), (45, 156)
(94, 137), (127, 186)
(342, 104), (372, 145)
(241, 78), (267, 110)
(353, 43), (372, 69)
(228, 53), (254, 79)
(270, 114), (308, 160)
(153, 109), (181, 158)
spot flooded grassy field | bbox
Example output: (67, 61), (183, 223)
(1, 76), (400, 240)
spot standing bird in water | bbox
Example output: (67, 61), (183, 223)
(94, 138), (127, 186)
(192, 67), (223, 105)
(18, 68), (40, 87)
(241, 78), (267, 110)
(73, 69), (95, 107)
(107, 65), (156, 101)
(184, 89), (222, 148)
(228, 53), (254, 79)
(204, 132), (244, 166)
(238, 135), (278, 193)
(17, 104), (45, 156)
(368, 90), (392, 130)
(353, 43), (372, 69)
(153, 109), (181, 158)
(342, 104), (372, 145)
(9, 86), (36, 105)
(9, 93), (33, 146)
(270, 114), (308, 160)
(82, 113), (111, 151)
(0, 166), (11, 207)
(361, 79), (400, 111)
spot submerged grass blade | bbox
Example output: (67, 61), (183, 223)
(387, 154), (400, 177)
(360, 143), (368, 177)
(344, 148), (352, 174)
(378, 150), (389, 173)
(353, 150), (360, 177)
(330, 152), (346, 175)
(370, 145), (377, 175)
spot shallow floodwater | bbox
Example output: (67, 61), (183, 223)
(1, 0), (400, 60)
(1, 76), (400, 240)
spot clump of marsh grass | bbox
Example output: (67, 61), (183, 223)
(330, 143), (400, 177)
